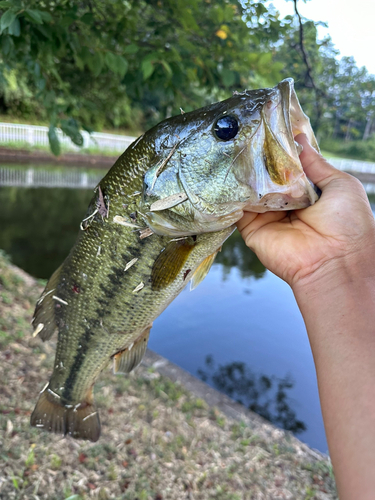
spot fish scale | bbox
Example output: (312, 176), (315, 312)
(30, 78), (319, 441)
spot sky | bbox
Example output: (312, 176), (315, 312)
(269, 0), (375, 75)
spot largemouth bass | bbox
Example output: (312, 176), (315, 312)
(31, 78), (319, 441)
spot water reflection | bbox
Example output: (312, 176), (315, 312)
(215, 230), (266, 280)
(198, 355), (306, 434)
(0, 185), (266, 281)
(0, 187), (93, 278)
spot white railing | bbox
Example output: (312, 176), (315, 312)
(2, 164), (375, 193)
(329, 158), (375, 174)
(0, 167), (104, 188)
(0, 122), (136, 152)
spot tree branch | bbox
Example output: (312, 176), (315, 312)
(293, 0), (325, 130)
(293, 0), (316, 91)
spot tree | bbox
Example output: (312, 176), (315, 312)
(0, 0), (288, 153)
(275, 12), (375, 142)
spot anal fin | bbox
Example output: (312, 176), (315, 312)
(190, 250), (219, 290)
(32, 264), (63, 341)
(113, 325), (152, 374)
(30, 386), (100, 442)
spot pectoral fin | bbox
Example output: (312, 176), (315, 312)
(190, 250), (219, 290)
(113, 325), (152, 374)
(32, 265), (63, 341)
(151, 238), (195, 291)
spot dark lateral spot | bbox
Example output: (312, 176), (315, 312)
(123, 246), (140, 257)
(108, 274), (120, 285)
(285, 202), (289, 205)
(108, 268), (125, 285)
(99, 283), (115, 298)
(97, 298), (110, 307)
(183, 269), (191, 280)
(89, 319), (102, 329)
(96, 308), (111, 318)
(72, 284), (80, 294)
(129, 212), (137, 220)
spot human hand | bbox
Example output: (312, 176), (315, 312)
(236, 133), (375, 291)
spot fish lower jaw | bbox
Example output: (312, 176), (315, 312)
(244, 191), (314, 213)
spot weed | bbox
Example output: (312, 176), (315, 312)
(217, 416), (226, 428)
(1, 292), (12, 304)
(25, 447), (35, 467)
(50, 454), (62, 470)
(107, 463), (118, 481)
(304, 487), (316, 500)
(231, 421), (248, 439)
(86, 442), (117, 460)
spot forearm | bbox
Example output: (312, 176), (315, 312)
(294, 263), (375, 500)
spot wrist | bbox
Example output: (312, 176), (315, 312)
(292, 252), (375, 341)
(292, 250), (375, 307)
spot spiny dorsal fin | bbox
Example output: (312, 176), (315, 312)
(30, 386), (100, 442)
(32, 264), (63, 341)
(151, 239), (195, 291)
(190, 251), (219, 290)
(113, 325), (152, 374)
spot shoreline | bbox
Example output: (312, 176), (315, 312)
(0, 146), (117, 168)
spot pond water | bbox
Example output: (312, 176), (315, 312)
(1, 164), (373, 453)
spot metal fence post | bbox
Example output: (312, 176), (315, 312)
(26, 168), (34, 186)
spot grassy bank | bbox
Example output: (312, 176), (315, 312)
(320, 139), (375, 163)
(0, 141), (122, 158)
(0, 252), (337, 500)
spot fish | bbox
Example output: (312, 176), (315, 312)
(30, 78), (319, 441)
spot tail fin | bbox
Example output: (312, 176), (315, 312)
(30, 387), (100, 442)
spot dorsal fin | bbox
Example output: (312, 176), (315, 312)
(113, 325), (152, 374)
(151, 238), (195, 291)
(32, 264), (63, 341)
(190, 250), (219, 290)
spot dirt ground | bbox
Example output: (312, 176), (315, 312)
(0, 251), (338, 500)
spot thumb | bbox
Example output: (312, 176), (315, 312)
(295, 133), (342, 189)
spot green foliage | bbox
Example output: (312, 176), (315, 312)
(320, 138), (375, 162)
(47, 125), (60, 156)
(275, 20), (375, 141)
(2, 0), (373, 154)
(0, 0), (287, 153)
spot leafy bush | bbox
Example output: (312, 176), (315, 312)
(320, 138), (375, 162)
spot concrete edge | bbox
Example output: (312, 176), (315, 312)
(142, 349), (327, 461)
(0, 147), (117, 168)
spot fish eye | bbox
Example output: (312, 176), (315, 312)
(213, 115), (239, 141)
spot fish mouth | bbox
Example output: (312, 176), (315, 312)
(237, 78), (320, 212)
